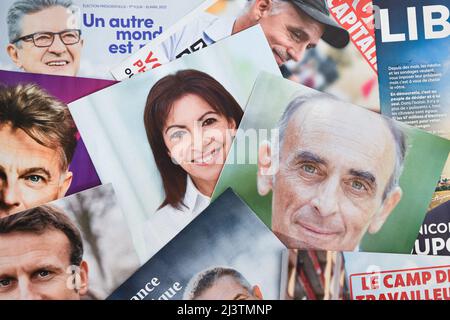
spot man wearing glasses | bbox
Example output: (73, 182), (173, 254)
(6, 0), (83, 77)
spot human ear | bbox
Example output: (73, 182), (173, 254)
(250, 0), (273, 21)
(58, 170), (73, 198)
(227, 118), (238, 139)
(257, 141), (274, 196)
(252, 285), (264, 300)
(6, 44), (22, 68)
(368, 187), (403, 234)
(77, 261), (89, 296)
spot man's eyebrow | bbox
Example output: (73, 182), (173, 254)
(294, 151), (327, 165)
(19, 262), (65, 277)
(349, 169), (377, 185)
(0, 271), (15, 280)
(30, 264), (63, 273)
(19, 167), (51, 180)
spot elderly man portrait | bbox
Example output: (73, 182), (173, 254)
(0, 205), (89, 300)
(6, 0), (83, 76)
(183, 266), (263, 300)
(161, 0), (349, 72)
(257, 92), (407, 251)
(0, 83), (77, 217)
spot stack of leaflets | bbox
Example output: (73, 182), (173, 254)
(0, 0), (449, 301)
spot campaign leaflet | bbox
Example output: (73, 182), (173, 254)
(374, 0), (450, 138)
(109, 0), (216, 79)
(413, 153), (450, 256)
(69, 26), (282, 263)
(0, 0), (204, 79)
(281, 249), (349, 300)
(111, 0), (379, 111)
(213, 71), (450, 254)
(108, 189), (285, 301)
(294, 0), (380, 110)
(0, 70), (114, 198)
(281, 250), (450, 300)
(0, 183), (140, 300)
(344, 252), (450, 300)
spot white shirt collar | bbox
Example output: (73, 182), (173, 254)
(203, 16), (236, 43)
(183, 175), (211, 215)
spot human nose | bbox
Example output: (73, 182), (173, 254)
(0, 179), (21, 210)
(192, 125), (215, 151)
(287, 43), (308, 62)
(18, 278), (42, 300)
(47, 34), (67, 53)
(310, 178), (339, 217)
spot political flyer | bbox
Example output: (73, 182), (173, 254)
(374, 0), (450, 138)
(0, 70), (114, 220)
(108, 189), (285, 301)
(345, 252), (450, 300)
(0, 184), (140, 300)
(111, 0), (379, 111)
(213, 71), (450, 254)
(68, 26), (282, 263)
(414, 153), (450, 256)
(0, 0), (205, 79)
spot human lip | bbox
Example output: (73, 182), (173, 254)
(295, 219), (342, 237)
(45, 59), (70, 67)
(191, 147), (222, 166)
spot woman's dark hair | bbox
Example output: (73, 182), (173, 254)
(144, 69), (243, 210)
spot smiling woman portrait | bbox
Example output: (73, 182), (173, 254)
(143, 69), (243, 247)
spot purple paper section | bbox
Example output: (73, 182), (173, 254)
(0, 70), (116, 195)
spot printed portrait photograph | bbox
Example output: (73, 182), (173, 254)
(0, 69), (116, 218)
(0, 0), (205, 79)
(214, 72), (450, 254)
(68, 26), (281, 262)
(0, 183), (140, 300)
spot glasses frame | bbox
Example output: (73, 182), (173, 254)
(11, 29), (82, 48)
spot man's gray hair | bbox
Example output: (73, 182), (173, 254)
(244, 0), (287, 15)
(183, 266), (252, 300)
(277, 93), (408, 200)
(7, 0), (75, 44)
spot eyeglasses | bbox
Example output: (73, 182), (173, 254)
(11, 29), (82, 47)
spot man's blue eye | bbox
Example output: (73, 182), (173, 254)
(0, 279), (11, 287)
(302, 164), (316, 174)
(38, 270), (51, 278)
(352, 180), (365, 190)
(26, 175), (42, 183)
